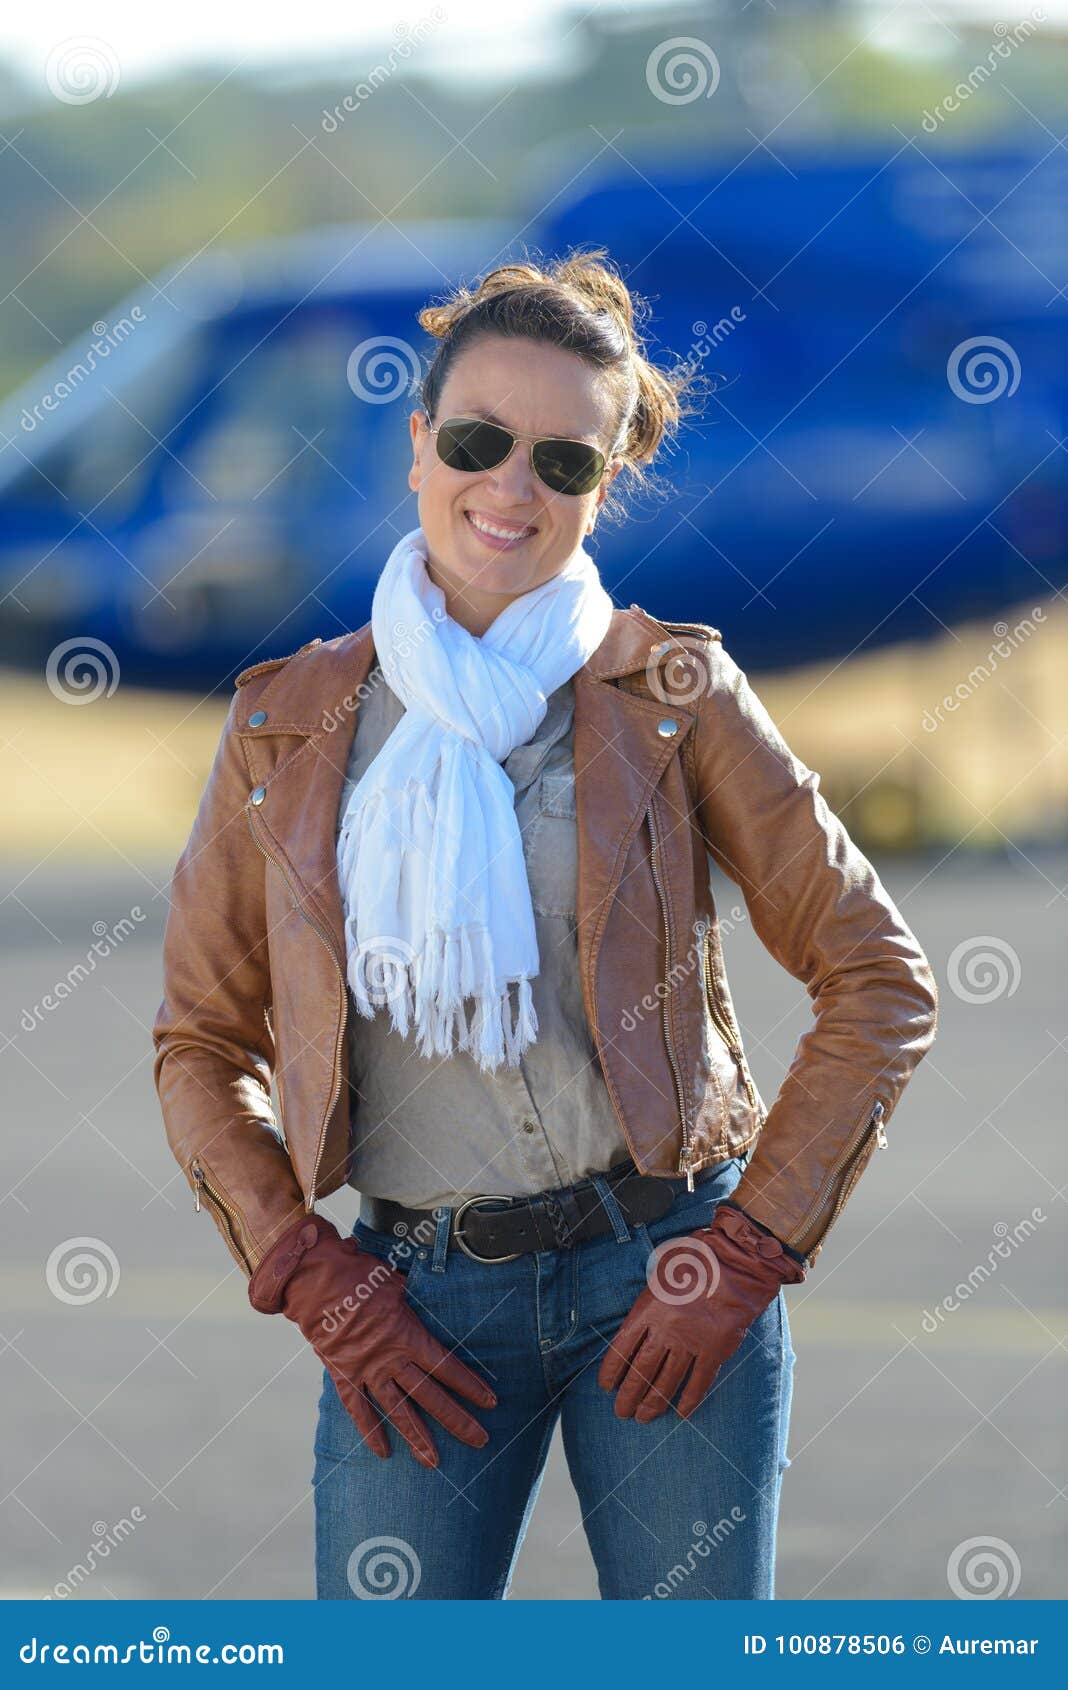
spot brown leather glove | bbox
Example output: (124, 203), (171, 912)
(599, 1203), (806, 1422)
(248, 1215), (496, 1469)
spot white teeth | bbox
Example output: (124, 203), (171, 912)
(467, 512), (534, 541)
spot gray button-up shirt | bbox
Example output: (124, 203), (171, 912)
(335, 660), (630, 1208)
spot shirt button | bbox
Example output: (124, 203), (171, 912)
(657, 717), (679, 738)
(522, 1119), (538, 1134)
(248, 709), (267, 728)
(250, 785), (266, 805)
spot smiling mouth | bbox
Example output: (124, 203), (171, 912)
(464, 509), (538, 544)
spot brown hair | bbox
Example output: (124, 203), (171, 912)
(415, 246), (704, 525)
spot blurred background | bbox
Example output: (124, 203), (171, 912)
(1, 0), (1065, 1602)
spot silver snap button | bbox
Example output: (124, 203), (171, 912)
(657, 718), (679, 738)
(250, 785), (266, 805)
(248, 709), (267, 728)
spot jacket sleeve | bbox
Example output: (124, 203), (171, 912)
(690, 638), (938, 1263)
(152, 684), (308, 1274)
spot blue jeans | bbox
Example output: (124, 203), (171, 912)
(312, 1155), (796, 1599)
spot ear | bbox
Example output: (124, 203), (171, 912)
(587, 458), (623, 532)
(409, 409), (428, 493)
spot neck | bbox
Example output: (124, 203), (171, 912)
(426, 561), (516, 638)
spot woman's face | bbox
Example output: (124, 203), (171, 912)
(408, 334), (623, 630)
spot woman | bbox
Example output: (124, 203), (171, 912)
(152, 250), (938, 1601)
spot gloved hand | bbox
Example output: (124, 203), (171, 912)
(599, 1203), (806, 1423)
(248, 1214), (496, 1469)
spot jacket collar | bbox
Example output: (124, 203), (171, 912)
(242, 603), (674, 735)
(239, 605), (695, 977)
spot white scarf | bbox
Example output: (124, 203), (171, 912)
(335, 525), (615, 1072)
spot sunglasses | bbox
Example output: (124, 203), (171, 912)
(426, 414), (608, 497)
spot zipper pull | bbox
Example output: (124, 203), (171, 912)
(679, 1144), (696, 1192)
(872, 1101), (888, 1149)
(192, 1160), (204, 1213)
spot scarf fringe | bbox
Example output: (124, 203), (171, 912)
(347, 921), (539, 1071)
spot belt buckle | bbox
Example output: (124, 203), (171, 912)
(453, 1195), (524, 1264)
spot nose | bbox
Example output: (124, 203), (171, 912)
(487, 440), (539, 505)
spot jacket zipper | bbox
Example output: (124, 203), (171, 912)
(694, 916), (761, 1114)
(791, 1098), (888, 1258)
(190, 1156), (251, 1269)
(646, 796), (694, 1190)
(246, 808), (348, 1208)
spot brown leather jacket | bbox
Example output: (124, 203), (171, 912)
(152, 606), (938, 1274)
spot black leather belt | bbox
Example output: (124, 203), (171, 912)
(360, 1160), (683, 1263)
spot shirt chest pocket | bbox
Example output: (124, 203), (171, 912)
(523, 768), (578, 920)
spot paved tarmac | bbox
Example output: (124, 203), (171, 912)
(1, 854), (1064, 1600)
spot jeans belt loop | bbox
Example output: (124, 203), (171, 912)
(431, 1205), (451, 1273)
(590, 1173), (632, 1244)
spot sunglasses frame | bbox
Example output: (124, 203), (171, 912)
(424, 412), (609, 497)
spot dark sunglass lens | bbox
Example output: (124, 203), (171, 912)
(436, 418), (512, 474)
(532, 439), (605, 495)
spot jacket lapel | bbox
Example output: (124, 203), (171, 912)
(572, 612), (699, 1034)
(240, 625), (377, 966)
